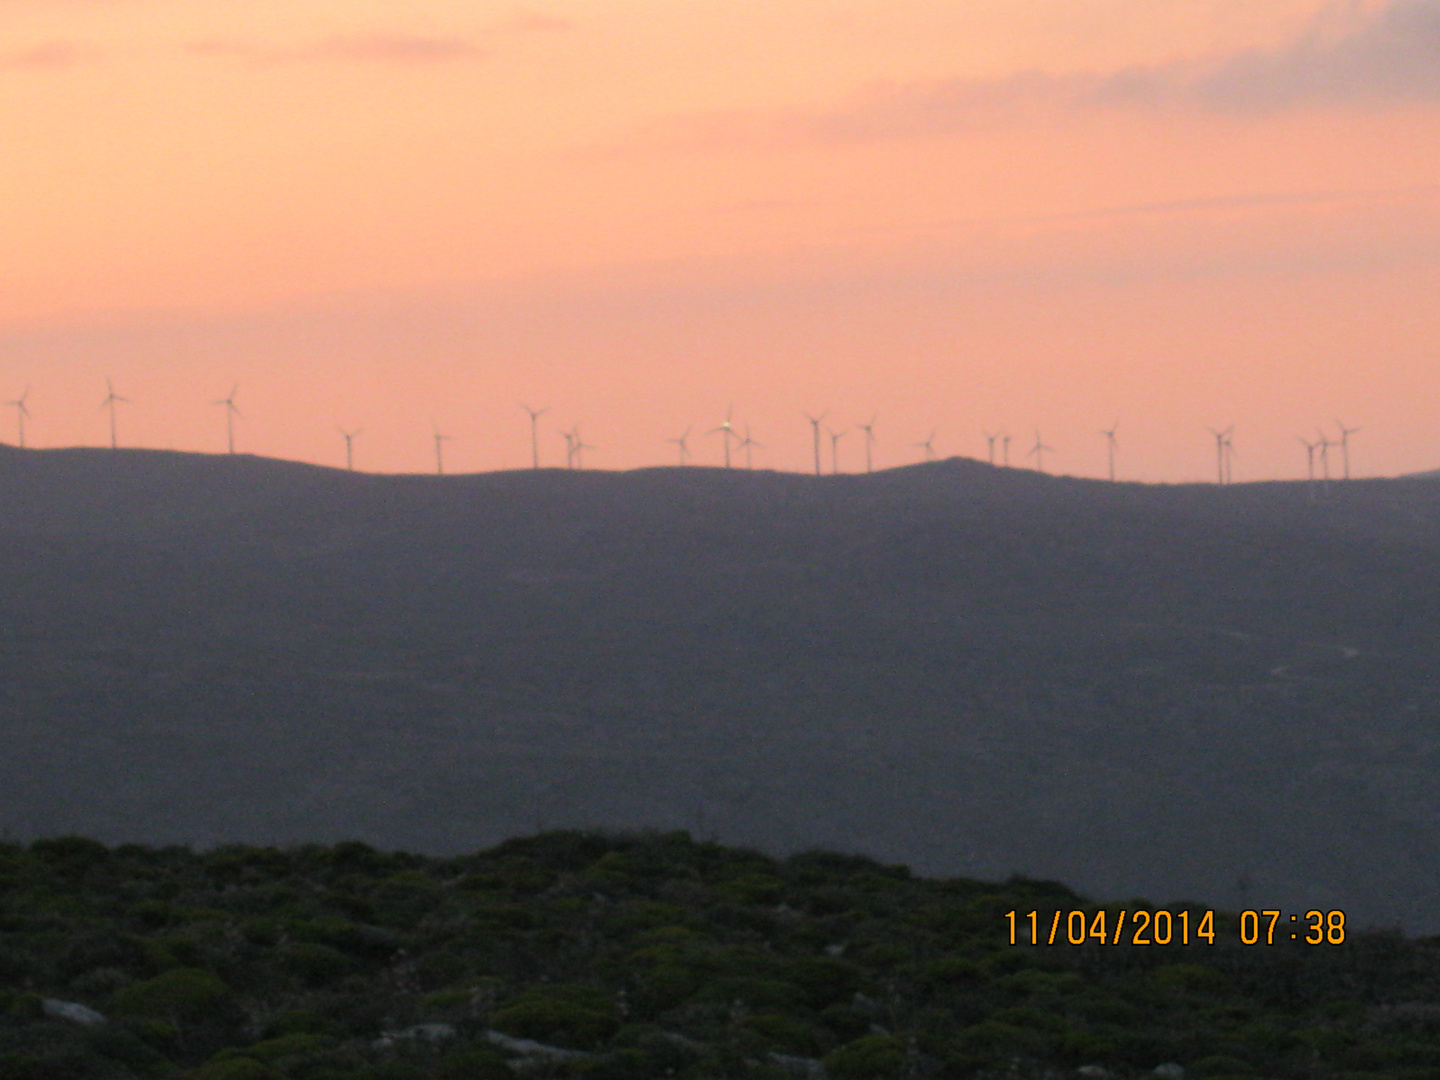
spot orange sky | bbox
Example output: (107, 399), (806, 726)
(2, 0), (1438, 480)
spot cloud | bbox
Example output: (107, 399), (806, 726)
(187, 33), (482, 65)
(0, 40), (89, 71)
(620, 0), (1440, 152)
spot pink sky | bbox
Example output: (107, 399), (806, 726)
(1, 0), (1438, 480)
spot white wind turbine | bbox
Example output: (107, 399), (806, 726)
(339, 427), (362, 471)
(709, 406), (738, 468)
(433, 426), (452, 475)
(521, 404), (549, 469)
(5, 387), (30, 448)
(667, 427), (692, 465)
(913, 428), (937, 462)
(737, 424), (762, 470)
(827, 426), (847, 475)
(213, 384), (241, 454)
(857, 414), (877, 473)
(101, 379), (128, 450)
(804, 411), (828, 476)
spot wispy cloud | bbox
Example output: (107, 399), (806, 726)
(0, 40), (90, 71)
(187, 33), (482, 65)
(622, 0), (1440, 152)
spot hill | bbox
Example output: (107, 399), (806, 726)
(2, 447), (1440, 929)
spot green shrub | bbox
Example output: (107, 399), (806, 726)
(197, 1057), (281, 1080)
(823, 1034), (907, 1079)
(282, 942), (357, 986)
(436, 1046), (516, 1079)
(110, 967), (229, 1020)
(491, 984), (621, 1049)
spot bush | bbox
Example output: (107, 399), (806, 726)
(110, 967), (229, 1020)
(823, 1034), (907, 1079)
(490, 984), (621, 1049)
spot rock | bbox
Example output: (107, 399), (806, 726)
(42, 999), (106, 1027)
(374, 1022), (456, 1048)
(485, 1029), (592, 1062)
(769, 1050), (826, 1078)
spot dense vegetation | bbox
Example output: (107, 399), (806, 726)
(2, 832), (1439, 1080)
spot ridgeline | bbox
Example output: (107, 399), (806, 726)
(2, 447), (1440, 930)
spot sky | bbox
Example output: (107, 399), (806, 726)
(1, 0), (1438, 480)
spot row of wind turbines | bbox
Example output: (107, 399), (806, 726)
(2, 382), (1361, 484)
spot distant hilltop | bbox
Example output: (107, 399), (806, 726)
(2, 445), (1440, 931)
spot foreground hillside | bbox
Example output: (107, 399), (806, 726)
(1, 448), (1440, 929)
(2, 832), (1437, 1080)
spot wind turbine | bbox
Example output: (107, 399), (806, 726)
(1208, 426), (1233, 485)
(667, 426), (692, 465)
(1298, 435), (1318, 500)
(827, 426), (847, 475)
(983, 430), (999, 465)
(737, 424), (762, 470)
(100, 379), (128, 450)
(1001, 433), (1011, 466)
(804, 411), (827, 476)
(574, 428), (596, 470)
(1028, 429), (1055, 473)
(709, 406), (738, 468)
(857, 414), (877, 473)
(5, 387), (30, 448)
(561, 429), (576, 469)
(1100, 422), (1119, 482)
(913, 428), (937, 462)
(1223, 430), (1236, 485)
(1316, 428), (1332, 495)
(1334, 419), (1359, 480)
(212, 383), (240, 454)
(520, 404), (549, 469)
(433, 426), (452, 475)
(339, 427), (362, 471)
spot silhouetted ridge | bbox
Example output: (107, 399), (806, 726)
(2, 446), (1440, 930)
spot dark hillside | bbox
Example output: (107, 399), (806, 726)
(2, 447), (1440, 929)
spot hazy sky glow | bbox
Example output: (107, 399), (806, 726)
(2, 0), (1438, 479)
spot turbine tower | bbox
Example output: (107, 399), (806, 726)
(1100, 422), (1119, 482)
(521, 404), (549, 469)
(738, 424), (762, 470)
(339, 427), (362, 471)
(1316, 428), (1332, 494)
(1001, 433), (1012, 467)
(1208, 426), (1233, 485)
(983, 430), (999, 466)
(1298, 435), (1318, 501)
(709, 406), (738, 468)
(1334, 419), (1359, 480)
(804, 411), (828, 477)
(5, 387), (30, 448)
(913, 428), (937, 462)
(857, 414), (877, 473)
(574, 429), (596, 470)
(433, 427), (451, 475)
(213, 383), (240, 454)
(100, 379), (128, 450)
(1223, 430), (1236, 486)
(827, 426), (847, 475)
(1028, 429), (1055, 473)
(667, 427), (692, 465)
(561, 429), (576, 469)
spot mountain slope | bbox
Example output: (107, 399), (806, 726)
(2, 447), (1440, 929)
